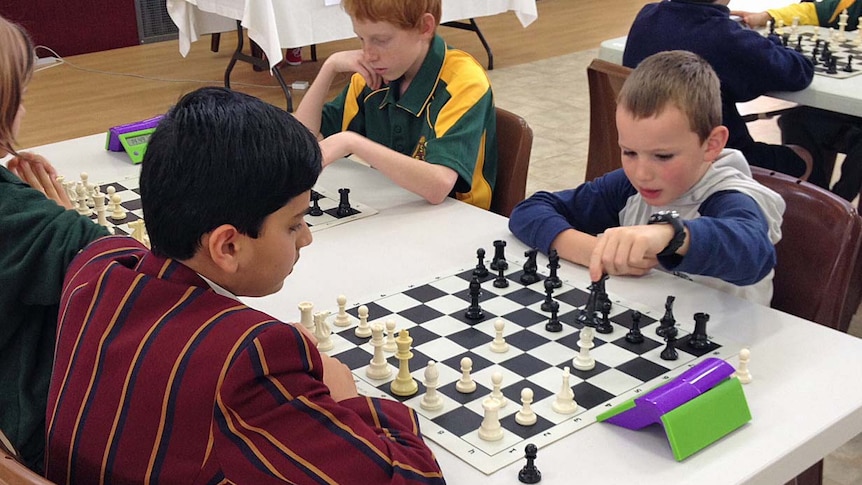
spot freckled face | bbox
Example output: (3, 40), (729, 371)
(616, 105), (713, 207)
(352, 19), (428, 85)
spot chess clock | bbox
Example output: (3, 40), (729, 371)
(105, 115), (163, 164)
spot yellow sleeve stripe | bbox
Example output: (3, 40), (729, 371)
(768, 3), (818, 26)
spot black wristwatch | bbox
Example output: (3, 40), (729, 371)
(648, 210), (685, 257)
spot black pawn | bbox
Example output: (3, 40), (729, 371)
(546, 249), (562, 288)
(308, 191), (324, 216)
(625, 310), (645, 344)
(844, 55), (854, 72)
(687, 312), (712, 350)
(518, 443), (541, 484)
(493, 264), (509, 288)
(656, 295), (676, 337)
(464, 276), (485, 320)
(520, 248), (540, 285)
(490, 240), (508, 271)
(336, 188), (352, 217)
(660, 326), (679, 361)
(781, 33), (790, 47)
(595, 297), (613, 334)
(541, 278), (556, 312)
(473, 248), (489, 278)
(795, 35), (803, 52)
(545, 301), (562, 332)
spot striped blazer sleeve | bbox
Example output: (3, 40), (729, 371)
(214, 324), (446, 484)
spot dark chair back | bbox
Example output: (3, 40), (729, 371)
(491, 107), (533, 217)
(585, 58), (632, 182)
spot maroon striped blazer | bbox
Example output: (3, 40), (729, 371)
(46, 236), (445, 484)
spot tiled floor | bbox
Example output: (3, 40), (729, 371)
(488, 49), (862, 485)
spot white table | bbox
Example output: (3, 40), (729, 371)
(167, 0), (538, 70)
(598, 34), (862, 117)
(15, 133), (862, 484)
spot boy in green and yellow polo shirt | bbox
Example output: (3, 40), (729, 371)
(294, 0), (497, 210)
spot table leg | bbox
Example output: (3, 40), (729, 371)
(224, 20), (293, 112)
(441, 18), (494, 70)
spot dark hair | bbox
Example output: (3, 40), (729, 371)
(140, 87), (322, 259)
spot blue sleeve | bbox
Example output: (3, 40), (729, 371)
(664, 190), (776, 285)
(508, 170), (636, 254)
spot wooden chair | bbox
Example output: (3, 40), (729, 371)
(751, 167), (862, 334)
(0, 430), (54, 485)
(585, 58), (631, 183)
(491, 107), (533, 217)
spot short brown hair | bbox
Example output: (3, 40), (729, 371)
(341, 0), (441, 29)
(0, 16), (34, 156)
(618, 50), (722, 142)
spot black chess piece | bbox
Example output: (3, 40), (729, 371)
(827, 56), (838, 74)
(490, 240), (508, 271)
(546, 249), (562, 288)
(656, 295), (676, 337)
(596, 297), (613, 334)
(336, 187), (353, 217)
(520, 248), (541, 285)
(687, 312), (712, 350)
(577, 279), (601, 328)
(545, 301), (562, 332)
(464, 276), (485, 320)
(844, 55), (854, 72)
(625, 310), (645, 344)
(518, 443), (541, 484)
(308, 191), (324, 216)
(541, 278), (556, 312)
(795, 35), (803, 52)
(781, 32), (790, 47)
(493, 264), (509, 288)
(473, 248), (489, 278)
(660, 326), (679, 361)
(811, 53), (819, 66)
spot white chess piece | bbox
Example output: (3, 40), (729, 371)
(489, 371), (508, 408)
(110, 191), (127, 220)
(572, 326), (596, 371)
(552, 366), (578, 414)
(354, 305), (371, 338)
(93, 190), (114, 234)
(390, 329), (418, 396)
(75, 183), (91, 216)
(298, 301), (314, 332)
(334, 294), (351, 327)
(734, 348), (753, 384)
(420, 361), (444, 411)
(839, 9), (849, 41)
(791, 16), (800, 36)
(382, 319), (398, 353)
(478, 397), (503, 441)
(366, 323), (391, 380)
(515, 387), (537, 426)
(489, 318), (509, 353)
(314, 311), (333, 352)
(456, 356), (476, 393)
(80, 172), (95, 208)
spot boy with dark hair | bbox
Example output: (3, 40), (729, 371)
(510, 51), (786, 305)
(294, 0), (497, 210)
(622, 0), (815, 180)
(45, 87), (445, 484)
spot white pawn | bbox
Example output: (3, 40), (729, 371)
(80, 172), (95, 208)
(314, 311), (333, 352)
(354, 305), (371, 338)
(478, 397), (503, 441)
(366, 323), (391, 380)
(572, 326), (596, 371)
(734, 348), (753, 384)
(489, 318), (509, 353)
(382, 319), (398, 353)
(456, 356), (476, 393)
(110, 190), (127, 220)
(334, 294), (351, 327)
(552, 366), (578, 414)
(515, 387), (537, 426)
(75, 183), (91, 216)
(489, 371), (507, 408)
(421, 361), (444, 411)
(298, 301), (314, 332)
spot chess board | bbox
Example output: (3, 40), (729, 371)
(84, 175), (378, 235)
(318, 252), (741, 474)
(779, 29), (862, 79)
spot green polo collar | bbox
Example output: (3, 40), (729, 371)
(379, 34), (446, 116)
